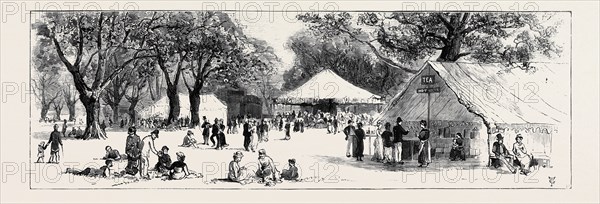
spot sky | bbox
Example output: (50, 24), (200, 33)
(230, 11), (307, 85)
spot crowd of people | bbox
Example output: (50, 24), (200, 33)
(45, 113), (301, 185)
(38, 107), (539, 188)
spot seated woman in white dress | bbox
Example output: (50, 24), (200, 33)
(512, 134), (534, 175)
(228, 151), (254, 184)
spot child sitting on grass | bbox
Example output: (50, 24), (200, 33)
(154, 146), (172, 175)
(280, 159), (299, 181)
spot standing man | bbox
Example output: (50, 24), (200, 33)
(243, 118), (251, 151)
(343, 120), (357, 158)
(333, 116), (339, 135)
(125, 127), (142, 176)
(140, 129), (160, 179)
(47, 124), (63, 163)
(278, 117), (283, 132)
(299, 116), (305, 133)
(210, 118), (220, 148)
(392, 117), (409, 165)
(61, 119), (68, 137)
(201, 116), (211, 145)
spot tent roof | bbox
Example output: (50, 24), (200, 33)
(276, 69), (383, 105)
(140, 93), (227, 118)
(377, 61), (569, 125)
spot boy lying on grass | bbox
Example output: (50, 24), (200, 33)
(66, 160), (114, 178)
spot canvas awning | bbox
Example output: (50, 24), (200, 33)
(276, 69), (383, 105)
(376, 61), (569, 125)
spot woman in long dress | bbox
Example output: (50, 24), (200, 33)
(371, 122), (384, 162)
(513, 134), (533, 175)
(250, 121), (259, 152)
(417, 120), (431, 168)
(255, 149), (280, 183)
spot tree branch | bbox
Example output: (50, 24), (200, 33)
(437, 14), (453, 30)
(73, 20), (84, 67)
(336, 28), (418, 74)
(99, 54), (156, 91)
(456, 52), (472, 59)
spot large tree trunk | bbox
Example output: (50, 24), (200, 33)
(81, 94), (106, 140)
(189, 89), (201, 128)
(437, 32), (464, 62)
(40, 105), (50, 121)
(166, 85), (180, 124)
(110, 103), (120, 123)
(54, 106), (62, 120)
(128, 99), (139, 126)
(156, 75), (162, 99)
(67, 104), (76, 121)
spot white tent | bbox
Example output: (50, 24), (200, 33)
(140, 94), (228, 121)
(276, 69), (383, 105)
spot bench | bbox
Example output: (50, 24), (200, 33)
(532, 154), (551, 168)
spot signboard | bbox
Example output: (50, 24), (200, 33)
(416, 87), (441, 93)
(421, 75), (435, 85)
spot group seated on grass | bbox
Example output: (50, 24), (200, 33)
(66, 145), (202, 181)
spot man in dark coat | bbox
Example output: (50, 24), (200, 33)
(201, 116), (211, 145)
(47, 124), (63, 163)
(355, 122), (366, 161)
(243, 119), (251, 151)
(392, 117), (409, 164)
(210, 118), (220, 147)
(492, 134), (516, 173)
(332, 117), (339, 135)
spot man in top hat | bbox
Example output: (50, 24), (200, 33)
(392, 117), (409, 164)
(201, 116), (211, 145)
(210, 118), (220, 147)
(492, 133), (516, 173)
